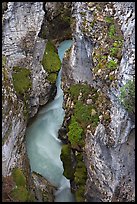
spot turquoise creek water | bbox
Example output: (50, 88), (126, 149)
(26, 40), (75, 202)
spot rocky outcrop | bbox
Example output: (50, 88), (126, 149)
(61, 2), (135, 202)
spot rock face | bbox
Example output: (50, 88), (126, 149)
(2, 1), (73, 202)
(61, 2), (135, 202)
(2, 1), (135, 202)
(2, 2), (49, 175)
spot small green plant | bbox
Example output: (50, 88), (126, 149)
(119, 79), (135, 113)
(75, 186), (85, 202)
(107, 60), (117, 70)
(108, 24), (116, 37)
(105, 16), (113, 24)
(110, 47), (119, 57)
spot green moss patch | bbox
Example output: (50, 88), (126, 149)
(12, 66), (31, 96)
(107, 60), (118, 71)
(11, 186), (28, 202)
(75, 186), (85, 202)
(105, 16), (114, 24)
(108, 24), (116, 38)
(47, 73), (57, 84)
(12, 168), (26, 187)
(69, 83), (91, 103)
(68, 116), (84, 148)
(74, 101), (99, 129)
(74, 153), (87, 202)
(42, 41), (61, 75)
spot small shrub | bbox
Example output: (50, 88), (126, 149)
(119, 79), (135, 113)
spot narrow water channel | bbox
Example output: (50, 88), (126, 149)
(25, 40), (75, 202)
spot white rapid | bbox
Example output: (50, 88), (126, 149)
(26, 40), (75, 202)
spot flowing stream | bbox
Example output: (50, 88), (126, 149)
(26, 40), (75, 202)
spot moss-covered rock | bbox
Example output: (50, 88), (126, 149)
(11, 167), (35, 202)
(74, 153), (87, 202)
(75, 185), (86, 202)
(47, 73), (57, 84)
(12, 66), (32, 120)
(11, 186), (29, 202)
(12, 66), (32, 97)
(12, 168), (26, 187)
(41, 41), (61, 84)
(68, 116), (84, 149)
(42, 41), (61, 73)
(60, 144), (74, 179)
